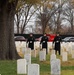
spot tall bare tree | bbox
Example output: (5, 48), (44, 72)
(49, 0), (73, 34)
(62, 2), (74, 34)
(35, 0), (57, 34)
(15, 0), (41, 34)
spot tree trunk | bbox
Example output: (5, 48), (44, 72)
(0, 0), (20, 60)
(16, 14), (20, 34)
(71, 12), (73, 34)
(56, 10), (61, 33)
(17, 21), (20, 34)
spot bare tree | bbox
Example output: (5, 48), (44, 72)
(61, 2), (74, 34)
(34, 0), (74, 34)
(49, 0), (74, 34)
(15, 3), (41, 34)
(35, 0), (58, 34)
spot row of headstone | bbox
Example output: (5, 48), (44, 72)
(17, 50), (71, 75)
(17, 52), (61, 75)
(15, 41), (74, 54)
(50, 48), (74, 74)
(15, 41), (26, 52)
(17, 45), (40, 75)
(61, 42), (74, 55)
(61, 44), (74, 61)
(17, 59), (40, 75)
(17, 57), (61, 75)
(50, 49), (74, 74)
(15, 41), (53, 55)
(51, 50), (68, 62)
(16, 41), (74, 75)
(51, 49), (74, 62)
(22, 47), (47, 62)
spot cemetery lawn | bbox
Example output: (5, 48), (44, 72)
(0, 55), (74, 75)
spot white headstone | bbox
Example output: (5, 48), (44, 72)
(16, 46), (21, 52)
(25, 48), (31, 54)
(39, 50), (46, 61)
(48, 42), (53, 53)
(72, 45), (74, 50)
(51, 50), (55, 54)
(17, 59), (26, 74)
(61, 45), (66, 56)
(34, 42), (40, 48)
(72, 50), (74, 58)
(43, 48), (46, 54)
(28, 64), (40, 75)
(51, 59), (61, 75)
(62, 52), (68, 61)
(24, 48), (31, 64)
(24, 54), (31, 65)
(31, 50), (36, 57)
(34, 42), (39, 50)
(22, 47), (26, 54)
(15, 41), (21, 47)
(67, 45), (72, 54)
(50, 54), (56, 64)
(35, 48), (39, 57)
(21, 42), (26, 47)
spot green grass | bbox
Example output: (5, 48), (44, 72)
(0, 60), (17, 75)
(0, 54), (74, 75)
